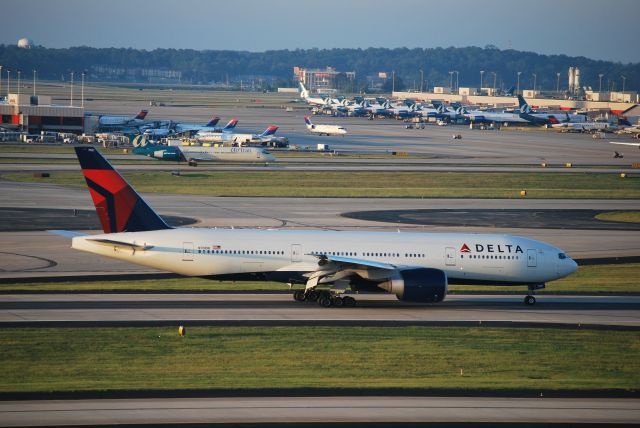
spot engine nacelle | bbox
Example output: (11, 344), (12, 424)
(383, 268), (447, 303)
(153, 149), (181, 161)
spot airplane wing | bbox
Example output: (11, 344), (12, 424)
(303, 253), (401, 289)
(610, 141), (640, 147)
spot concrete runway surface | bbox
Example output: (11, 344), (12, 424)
(2, 293), (638, 327)
(1, 396), (638, 426)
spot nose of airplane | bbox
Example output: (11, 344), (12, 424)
(560, 257), (578, 277)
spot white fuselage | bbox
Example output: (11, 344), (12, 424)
(72, 229), (576, 286)
(306, 123), (347, 136)
(178, 146), (276, 162)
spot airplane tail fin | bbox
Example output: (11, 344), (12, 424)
(261, 125), (278, 136)
(517, 95), (531, 113)
(74, 146), (171, 234)
(223, 119), (238, 130)
(135, 110), (149, 120)
(205, 116), (220, 127)
(299, 82), (309, 98)
(304, 116), (313, 126)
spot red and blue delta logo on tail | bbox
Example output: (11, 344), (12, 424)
(75, 147), (170, 234)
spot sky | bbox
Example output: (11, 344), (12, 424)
(2, 0), (639, 63)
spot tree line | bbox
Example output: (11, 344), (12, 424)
(0, 44), (637, 92)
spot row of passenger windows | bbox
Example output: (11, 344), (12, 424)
(462, 254), (519, 260)
(196, 249), (285, 255)
(311, 251), (426, 258)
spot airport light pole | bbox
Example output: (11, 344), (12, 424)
(17, 70), (21, 98)
(81, 71), (85, 108)
(33, 69), (36, 96)
(556, 72), (560, 94)
(532, 73), (537, 94)
(491, 72), (497, 92)
(448, 71), (453, 92)
(454, 71), (459, 93)
(516, 71), (521, 95)
(480, 70), (484, 90)
(70, 71), (74, 107)
(598, 74), (604, 93)
(419, 68), (423, 93)
(6, 69), (9, 96)
(621, 75), (626, 94)
(392, 70), (395, 93)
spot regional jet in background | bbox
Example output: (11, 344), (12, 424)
(178, 145), (276, 165)
(304, 116), (347, 136)
(131, 138), (276, 163)
(53, 147), (578, 307)
(98, 109), (149, 127)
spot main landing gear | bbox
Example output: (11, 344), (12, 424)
(524, 284), (545, 305)
(293, 290), (356, 308)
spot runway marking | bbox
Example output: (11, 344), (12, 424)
(0, 252), (57, 272)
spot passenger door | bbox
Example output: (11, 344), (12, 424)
(445, 247), (456, 266)
(527, 249), (537, 267)
(291, 244), (302, 262)
(182, 242), (194, 261)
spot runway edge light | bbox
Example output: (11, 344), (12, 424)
(178, 325), (186, 337)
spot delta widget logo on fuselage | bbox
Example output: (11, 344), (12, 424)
(460, 243), (524, 254)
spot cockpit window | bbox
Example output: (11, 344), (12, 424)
(558, 253), (567, 260)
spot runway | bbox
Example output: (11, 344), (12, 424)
(1, 293), (638, 327)
(2, 396), (639, 426)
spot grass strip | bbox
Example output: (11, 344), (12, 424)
(1, 264), (638, 294)
(0, 326), (637, 393)
(596, 211), (640, 224)
(3, 170), (639, 199)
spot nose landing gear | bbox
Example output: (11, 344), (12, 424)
(524, 283), (545, 305)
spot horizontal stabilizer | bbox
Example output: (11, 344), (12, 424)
(88, 238), (154, 251)
(48, 230), (88, 238)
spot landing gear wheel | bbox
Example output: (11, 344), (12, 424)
(293, 290), (306, 302)
(524, 295), (536, 305)
(332, 296), (344, 307)
(342, 296), (356, 307)
(306, 290), (319, 302)
(319, 296), (333, 307)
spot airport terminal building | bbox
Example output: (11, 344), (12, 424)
(0, 94), (84, 134)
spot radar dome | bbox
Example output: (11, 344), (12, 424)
(17, 38), (33, 49)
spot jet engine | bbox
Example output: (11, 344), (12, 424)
(380, 268), (447, 303)
(152, 149), (181, 162)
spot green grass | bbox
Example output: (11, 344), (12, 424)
(3, 170), (639, 198)
(2, 264), (638, 293)
(451, 263), (640, 294)
(596, 211), (640, 224)
(0, 326), (637, 393)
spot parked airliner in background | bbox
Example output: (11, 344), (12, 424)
(194, 119), (238, 139)
(54, 147), (578, 307)
(304, 116), (347, 136)
(98, 110), (148, 127)
(197, 125), (279, 145)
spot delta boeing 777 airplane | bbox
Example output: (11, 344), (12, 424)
(55, 147), (577, 307)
